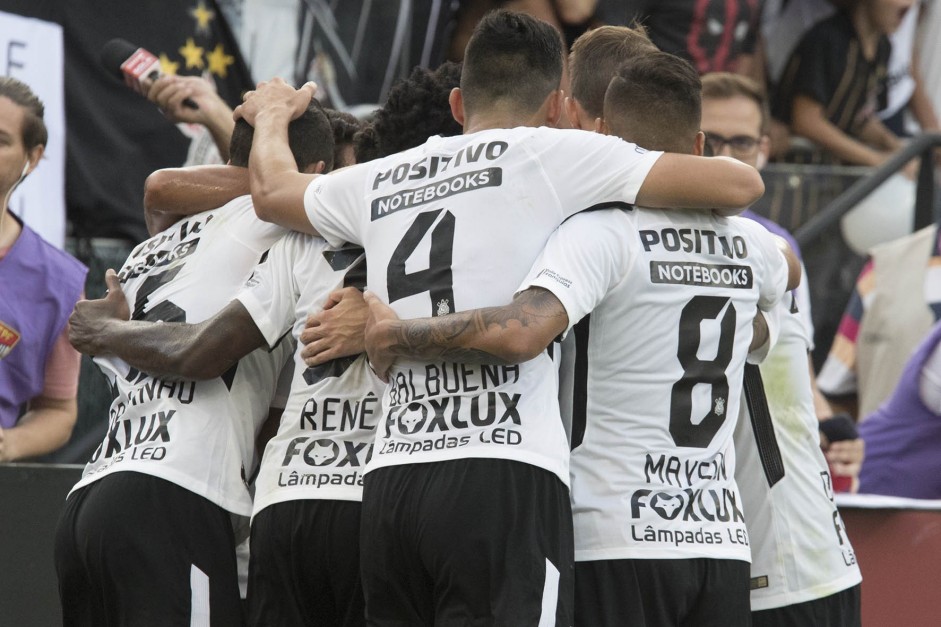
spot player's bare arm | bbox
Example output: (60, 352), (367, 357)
(774, 236), (802, 291)
(69, 270), (266, 380)
(235, 79), (324, 236)
(143, 165), (249, 235)
(636, 154), (764, 216)
(363, 288), (569, 381)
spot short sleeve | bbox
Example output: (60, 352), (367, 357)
(531, 131), (662, 219)
(750, 226), (790, 314)
(772, 18), (845, 123)
(225, 196), (287, 254)
(41, 327), (82, 399)
(303, 166), (370, 248)
(236, 234), (299, 348)
(795, 261), (815, 350)
(787, 35), (839, 108)
(519, 210), (634, 334)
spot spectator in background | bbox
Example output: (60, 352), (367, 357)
(701, 72), (863, 625)
(858, 320), (941, 499)
(876, 0), (939, 135)
(772, 0), (916, 167)
(0, 77), (87, 461)
(818, 222), (941, 420)
(920, 0), (941, 119)
(594, 0), (763, 79)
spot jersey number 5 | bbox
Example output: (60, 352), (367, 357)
(669, 295), (736, 448)
(387, 209), (456, 317)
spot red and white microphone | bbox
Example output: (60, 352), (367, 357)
(99, 38), (198, 108)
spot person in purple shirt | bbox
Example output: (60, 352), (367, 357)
(0, 77), (86, 462)
(859, 320), (941, 499)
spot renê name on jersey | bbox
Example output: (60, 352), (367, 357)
(279, 392), (381, 472)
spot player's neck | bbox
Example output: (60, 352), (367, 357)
(463, 111), (549, 135)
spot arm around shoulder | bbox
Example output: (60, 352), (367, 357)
(144, 166), (249, 235)
(636, 154), (764, 215)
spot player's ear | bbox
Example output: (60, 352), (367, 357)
(563, 97), (581, 130)
(449, 87), (465, 127)
(693, 131), (706, 157)
(545, 89), (563, 127)
(303, 161), (326, 174)
(594, 117), (606, 135)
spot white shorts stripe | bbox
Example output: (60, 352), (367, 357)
(190, 564), (210, 627)
(538, 558), (560, 627)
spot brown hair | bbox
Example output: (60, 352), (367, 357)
(0, 76), (47, 149)
(604, 52), (701, 154)
(568, 25), (657, 119)
(700, 72), (770, 134)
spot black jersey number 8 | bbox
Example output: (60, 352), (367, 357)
(387, 209), (455, 317)
(669, 295), (736, 448)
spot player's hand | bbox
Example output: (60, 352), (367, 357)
(363, 291), (401, 383)
(68, 269), (130, 356)
(824, 438), (865, 493)
(300, 288), (368, 367)
(234, 78), (316, 126)
(146, 75), (226, 125)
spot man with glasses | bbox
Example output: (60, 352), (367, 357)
(701, 72), (863, 626)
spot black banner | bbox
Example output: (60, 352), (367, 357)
(3, 0), (253, 242)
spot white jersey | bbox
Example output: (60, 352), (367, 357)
(522, 208), (789, 562)
(302, 126), (662, 484)
(235, 232), (385, 517)
(74, 197), (291, 516)
(734, 292), (861, 609)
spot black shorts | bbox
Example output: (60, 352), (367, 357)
(361, 458), (574, 627)
(752, 584), (861, 627)
(55, 471), (243, 627)
(574, 557), (751, 627)
(247, 499), (365, 627)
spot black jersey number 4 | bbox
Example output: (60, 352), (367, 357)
(387, 209), (456, 317)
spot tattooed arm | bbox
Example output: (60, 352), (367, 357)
(363, 288), (569, 381)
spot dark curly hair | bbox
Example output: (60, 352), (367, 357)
(326, 109), (362, 167)
(354, 61), (463, 162)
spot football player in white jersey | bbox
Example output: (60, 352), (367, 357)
(360, 52), (796, 627)
(701, 72), (863, 626)
(57, 104), (334, 627)
(235, 10), (768, 625)
(64, 69), (473, 627)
